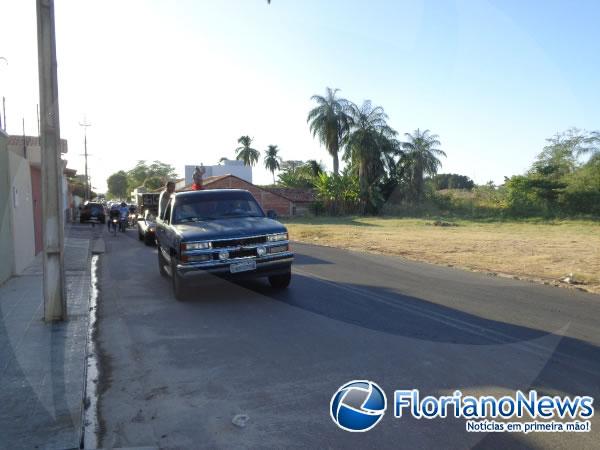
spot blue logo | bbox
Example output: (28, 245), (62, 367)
(330, 380), (387, 432)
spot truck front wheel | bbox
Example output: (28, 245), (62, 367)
(171, 258), (187, 301)
(269, 270), (291, 289)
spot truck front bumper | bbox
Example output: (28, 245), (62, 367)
(176, 252), (293, 283)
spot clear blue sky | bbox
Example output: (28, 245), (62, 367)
(1, 0), (598, 191)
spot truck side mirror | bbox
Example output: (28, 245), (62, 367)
(267, 210), (277, 219)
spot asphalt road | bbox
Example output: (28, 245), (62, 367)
(95, 227), (600, 449)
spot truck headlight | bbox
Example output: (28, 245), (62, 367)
(182, 241), (211, 251)
(267, 232), (288, 242)
(268, 244), (288, 254)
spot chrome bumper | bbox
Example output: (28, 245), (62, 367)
(176, 252), (293, 280)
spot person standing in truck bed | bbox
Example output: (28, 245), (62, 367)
(158, 181), (175, 219)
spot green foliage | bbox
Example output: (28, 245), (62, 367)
(106, 160), (177, 200)
(277, 160), (325, 188)
(500, 130), (600, 217)
(68, 176), (96, 199)
(264, 145), (281, 182)
(400, 129), (446, 202)
(432, 173), (474, 190)
(304, 90), (598, 219)
(343, 100), (398, 214)
(313, 172), (360, 215)
(143, 175), (165, 191)
(125, 160), (177, 192)
(107, 171), (129, 199)
(235, 136), (260, 166)
(307, 87), (352, 175)
(558, 158), (600, 215)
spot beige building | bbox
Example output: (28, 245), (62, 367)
(0, 133), (70, 284)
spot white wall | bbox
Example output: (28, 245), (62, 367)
(0, 131), (15, 284)
(8, 152), (35, 274)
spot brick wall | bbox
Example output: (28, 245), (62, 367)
(204, 176), (292, 217)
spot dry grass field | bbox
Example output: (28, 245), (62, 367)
(284, 217), (600, 294)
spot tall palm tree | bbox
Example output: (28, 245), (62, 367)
(264, 145), (282, 183)
(344, 100), (397, 213)
(307, 87), (352, 175)
(303, 159), (324, 178)
(401, 129), (446, 200)
(235, 136), (260, 167)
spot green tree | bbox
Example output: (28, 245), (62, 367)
(235, 136), (260, 166)
(313, 172), (360, 215)
(126, 160), (177, 191)
(432, 173), (475, 190)
(401, 129), (446, 201)
(143, 175), (164, 191)
(344, 100), (398, 213)
(107, 171), (129, 199)
(544, 128), (600, 160)
(277, 165), (314, 188)
(264, 145), (282, 182)
(304, 159), (324, 178)
(307, 87), (352, 175)
(68, 176), (97, 199)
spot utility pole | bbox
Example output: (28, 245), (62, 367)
(22, 118), (27, 158)
(37, 0), (66, 321)
(79, 119), (91, 200)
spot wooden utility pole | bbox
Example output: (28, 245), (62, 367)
(37, 0), (66, 321)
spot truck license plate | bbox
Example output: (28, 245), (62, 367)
(230, 260), (256, 273)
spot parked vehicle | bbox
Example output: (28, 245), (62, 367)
(80, 201), (106, 224)
(137, 209), (157, 245)
(156, 189), (293, 300)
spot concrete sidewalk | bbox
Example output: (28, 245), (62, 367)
(0, 224), (99, 450)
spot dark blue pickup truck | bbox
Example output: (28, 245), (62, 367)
(155, 189), (293, 300)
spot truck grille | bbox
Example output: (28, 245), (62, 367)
(225, 248), (257, 259)
(211, 235), (267, 249)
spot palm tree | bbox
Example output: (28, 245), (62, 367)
(235, 136), (260, 166)
(307, 87), (352, 175)
(401, 129), (446, 201)
(303, 159), (324, 178)
(264, 145), (282, 183)
(344, 100), (398, 213)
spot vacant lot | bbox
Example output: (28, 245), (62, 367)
(284, 217), (600, 294)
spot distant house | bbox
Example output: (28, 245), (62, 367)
(173, 174), (312, 217)
(263, 187), (315, 216)
(184, 159), (252, 185)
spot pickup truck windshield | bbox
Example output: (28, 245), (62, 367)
(172, 192), (265, 224)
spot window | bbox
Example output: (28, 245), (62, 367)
(172, 191), (264, 224)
